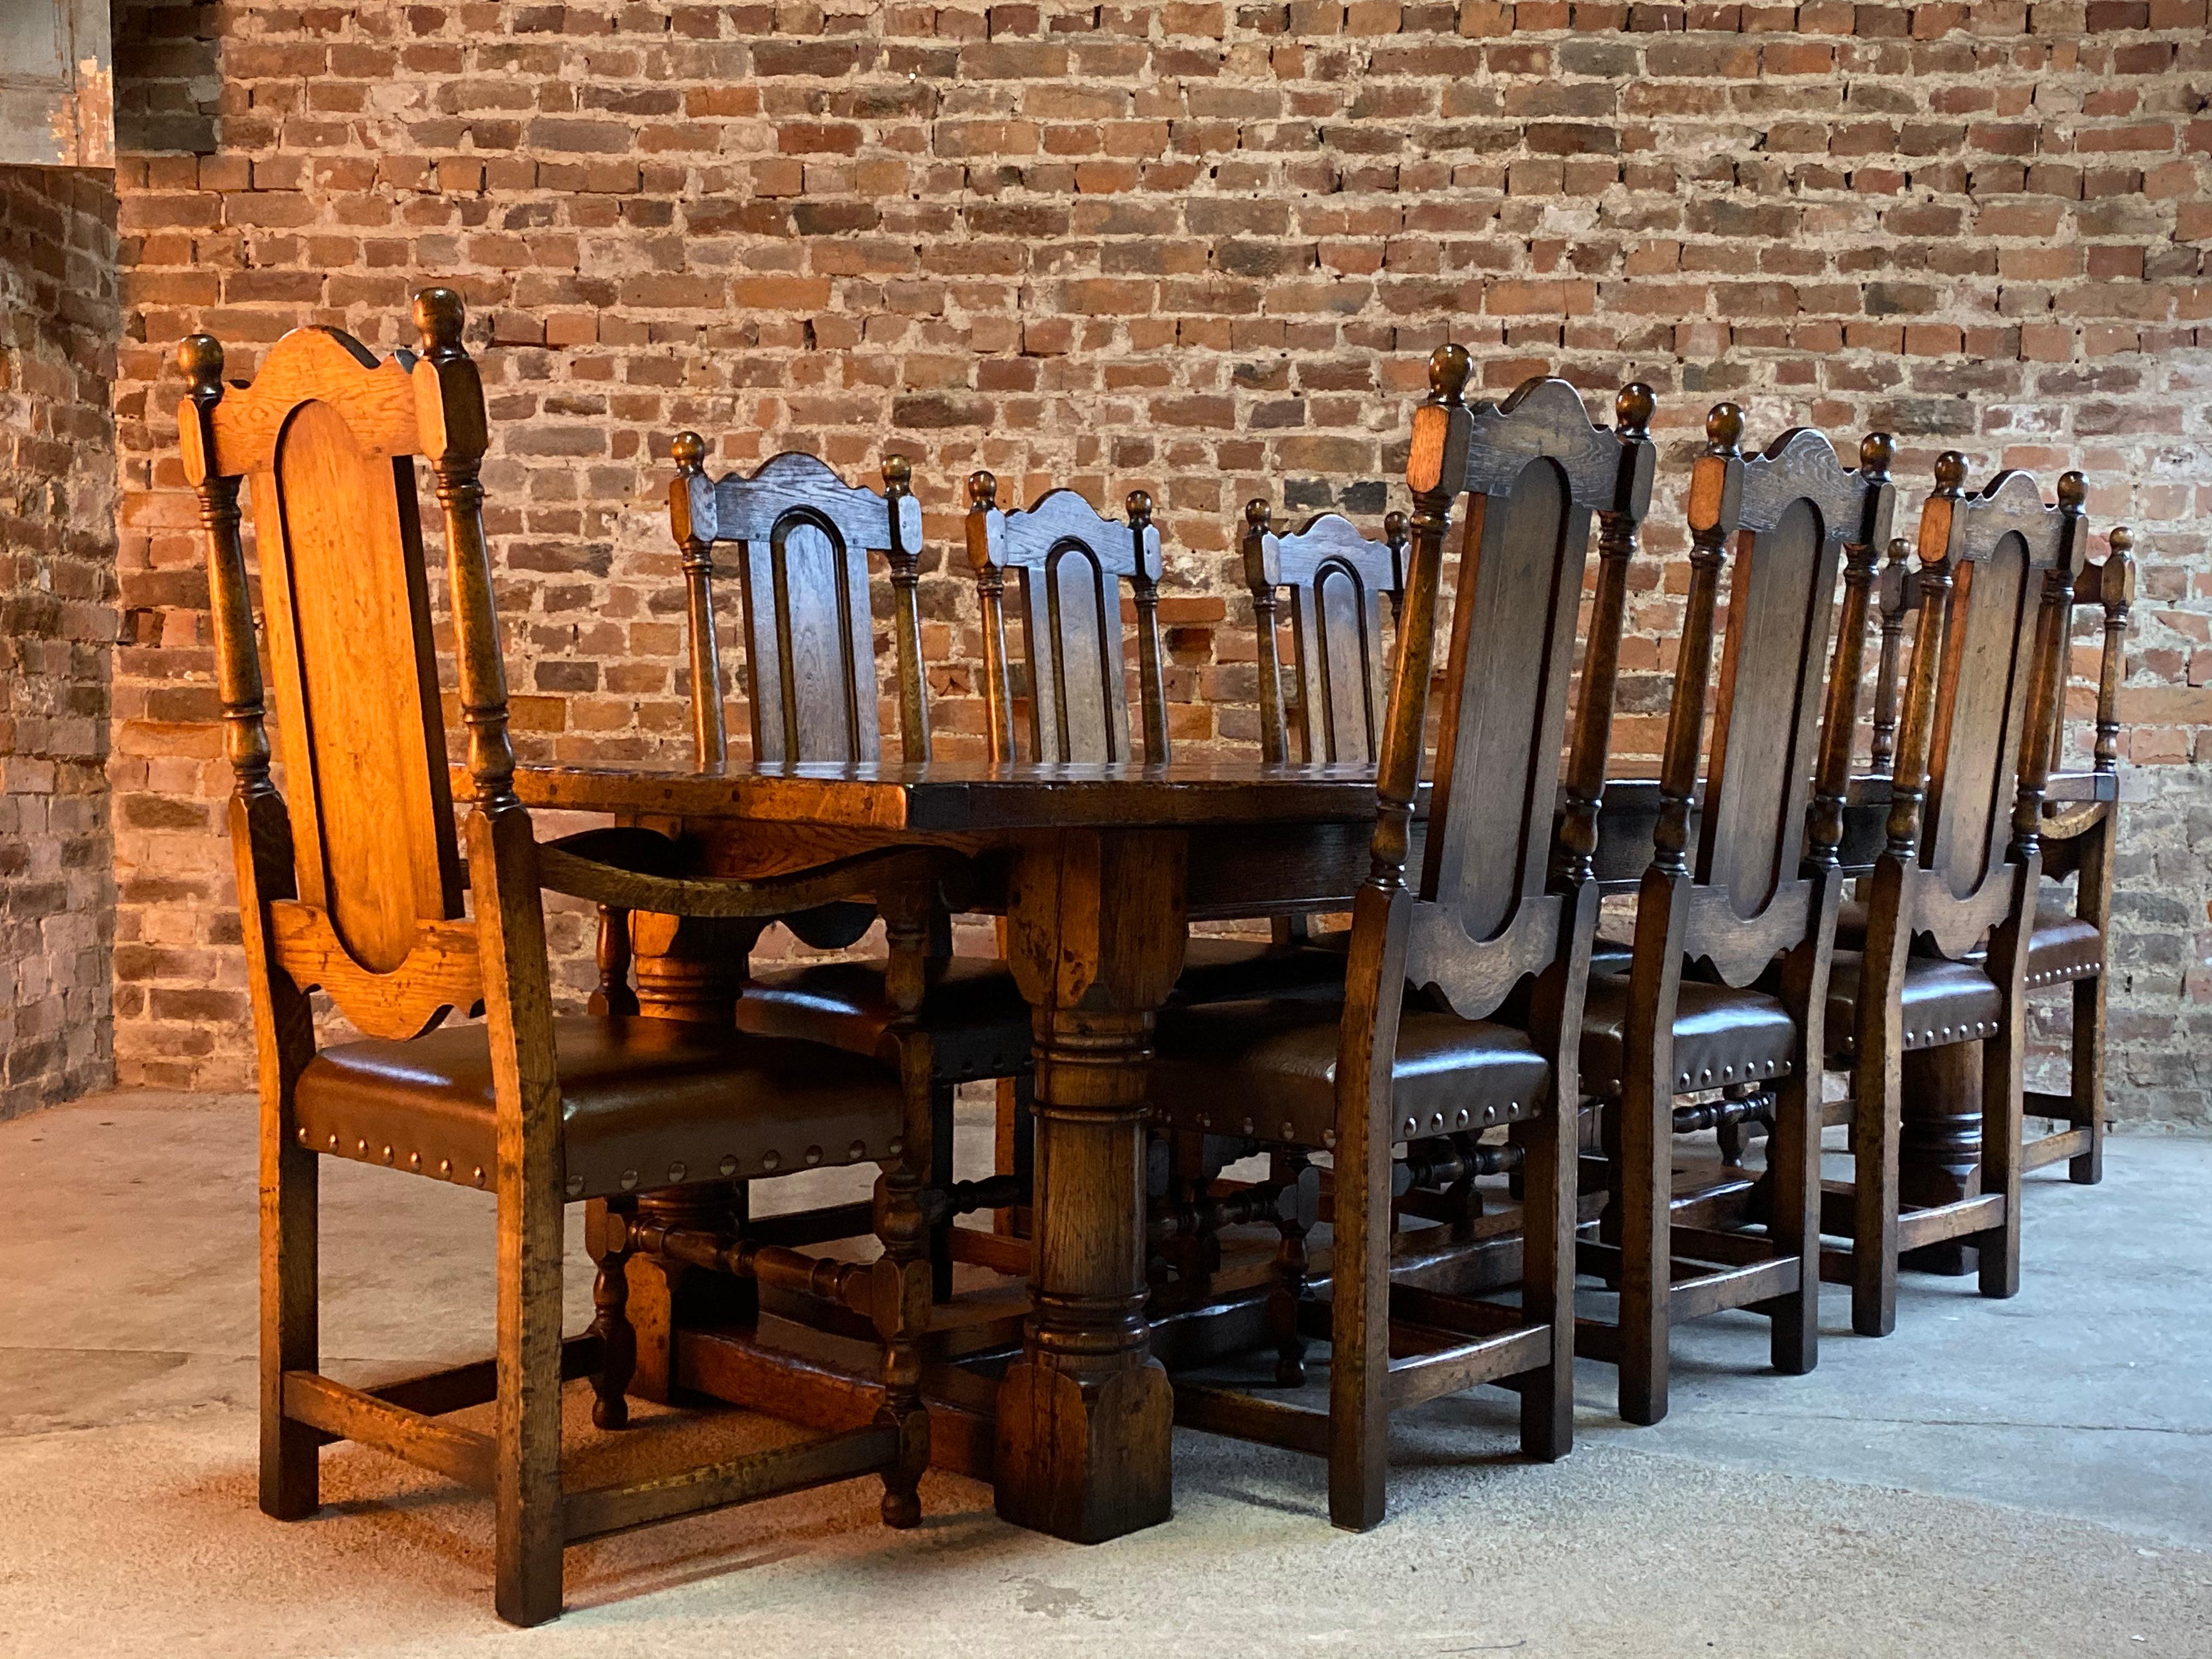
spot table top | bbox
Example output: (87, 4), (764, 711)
(492, 759), (2114, 834)
(498, 758), (1398, 831)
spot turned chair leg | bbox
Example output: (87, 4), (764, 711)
(873, 1157), (932, 1529)
(587, 1207), (636, 1430)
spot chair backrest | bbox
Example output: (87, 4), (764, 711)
(669, 441), (927, 768)
(1649, 413), (1896, 984)
(964, 475), (1168, 765)
(178, 289), (514, 1040)
(2048, 525), (2135, 777)
(1241, 502), (1406, 766)
(1891, 457), (2086, 957)
(1381, 355), (1654, 1022)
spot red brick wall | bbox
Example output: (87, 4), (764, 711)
(1, 165), (119, 1121)
(105, 3), (2211, 1121)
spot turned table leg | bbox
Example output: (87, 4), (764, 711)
(1899, 1040), (1981, 1276)
(993, 827), (1183, 1543)
(623, 912), (758, 1400)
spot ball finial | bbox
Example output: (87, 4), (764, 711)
(1427, 342), (1471, 405)
(1860, 431), (1895, 478)
(2108, 524), (2135, 557)
(882, 453), (911, 491)
(177, 332), (224, 394)
(413, 286), (465, 354)
(1126, 488), (1153, 524)
(670, 431), (706, 472)
(1888, 536), (1912, 563)
(1244, 498), (1271, 533)
(2057, 470), (2086, 511)
(1383, 509), (1408, 544)
(1615, 382), (1654, 439)
(1706, 402), (1744, 453)
(1934, 451), (1968, 493)
(967, 470), (997, 510)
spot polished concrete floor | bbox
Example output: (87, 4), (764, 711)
(2, 1091), (2207, 1657)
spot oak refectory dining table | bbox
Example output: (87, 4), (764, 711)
(493, 755), (2117, 1544)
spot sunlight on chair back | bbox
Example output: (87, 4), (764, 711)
(223, 327), (464, 973)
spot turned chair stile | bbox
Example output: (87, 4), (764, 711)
(1148, 354), (1656, 1530)
(1575, 411), (1896, 1425)
(1827, 456), (2087, 1338)
(2020, 527), (2135, 1182)
(180, 293), (940, 1627)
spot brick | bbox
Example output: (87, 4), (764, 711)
(1, 0), (2182, 1121)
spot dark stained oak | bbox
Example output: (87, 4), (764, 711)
(668, 440), (929, 769)
(1582, 410), (1895, 1424)
(2023, 529), (2135, 1183)
(964, 473), (1169, 764)
(1832, 456), (2087, 1338)
(1137, 354), (1657, 1530)
(1242, 500), (1406, 767)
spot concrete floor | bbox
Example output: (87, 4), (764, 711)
(1, 1091), (2207, 1657)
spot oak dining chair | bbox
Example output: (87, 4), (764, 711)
(1576, 412), (1895, 1424)
(2018, 528), (2135, 1182)
(179, 292), (938, 1627)
(1243, 499), (1407, 771)
(1149, 353), (1656, 1530)
(1821, 456), (2086, 1338)
(664, 437), (1032, 1294)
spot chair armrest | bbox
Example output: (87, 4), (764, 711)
(535, 827), (972, 919)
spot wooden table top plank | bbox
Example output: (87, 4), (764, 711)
(487, 759), (2113, 832)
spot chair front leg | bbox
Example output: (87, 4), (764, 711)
(1327, 1093), (1392, 1532)
(1520, 1079), (1577, 1462)
(1850, 1045), (1901, 1339)
(262, 1074), (321, 1521)
(1765, 1062), (1820, 1376)
(1617, 1063), (1672, 1427)
(2069, 968), (2106, 1186)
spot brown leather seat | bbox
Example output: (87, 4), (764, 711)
(733, 955), (1034, 1082)
(1835, 900), (2103, 990)
(2022, 911), (2102, 988)
(294, 1015), (904, 1201)
(733, 937), (1352, 1084)
(1578, 975), (1796, 1098)
(1172, 935), (1351, 1003)
(1821, 952), (2002, 1059)
(1150, 995), (1550, 1148)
